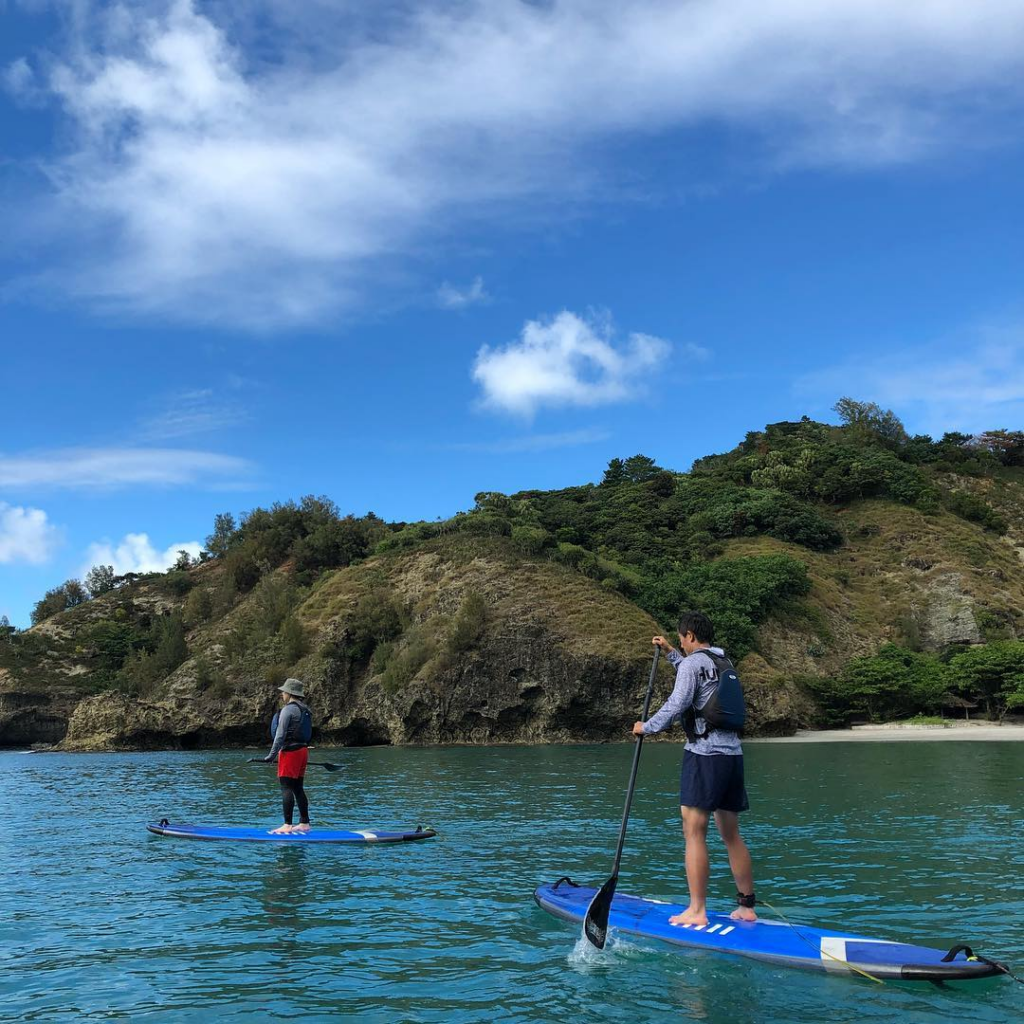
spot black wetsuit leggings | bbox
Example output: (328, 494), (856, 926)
(279, 776), (310, 825)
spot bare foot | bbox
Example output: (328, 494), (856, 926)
(730, 906), (757, 922)
(293, 824), (311, 833)
(669, 908), (709, 927)
(269, 824), (294, 834)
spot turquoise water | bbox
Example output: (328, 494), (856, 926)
(3, 742), (1022, 1022)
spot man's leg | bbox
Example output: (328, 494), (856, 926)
(714, 810), (757, 921)
(668, 806), (711, 927)
(271, 778), (297, 834)
(292, 776), (311, 832)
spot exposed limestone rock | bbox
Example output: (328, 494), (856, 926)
(920, 574), (981, 649)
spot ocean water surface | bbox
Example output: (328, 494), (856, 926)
(3, 742), (1022, 1022)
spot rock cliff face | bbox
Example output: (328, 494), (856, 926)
(0, 678), (78, 747)
(53, 547), (717, 750)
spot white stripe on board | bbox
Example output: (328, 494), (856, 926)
(720, 926), (734, 936)
(355, 830), (378, 840)
(706, 924), (721, 933)
(820, 937), (848, 966)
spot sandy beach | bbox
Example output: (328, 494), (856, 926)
(751, 723), (1024, 743)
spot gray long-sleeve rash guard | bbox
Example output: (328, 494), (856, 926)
(265, 701), (306, 761)
(642, 648), (742, 756)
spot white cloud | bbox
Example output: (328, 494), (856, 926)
(81, 533), (203, 576)
(437, 276), (489, 310)
(0, 503), (61, 565)
(11, 0), (1024, 326)
(797, 324), (1024, 435)
(445, 427), (611, 453)
(3, 57), (34, 95)
(139, 388), (248, 440)
(0, 447), (253, 489)
(472, 310), (671, 416)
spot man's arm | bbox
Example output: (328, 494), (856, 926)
(265, 703), (295, 761)
(641, 655), (697, 735)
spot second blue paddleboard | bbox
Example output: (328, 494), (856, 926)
(147, 821), (436, 843)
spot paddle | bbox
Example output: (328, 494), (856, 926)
(583, 645), (661, 949)
(246, 757), (344, 772)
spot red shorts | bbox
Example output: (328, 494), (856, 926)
(277, 747), (308, 778)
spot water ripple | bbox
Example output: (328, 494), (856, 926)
(1, 743), (1022, 1022)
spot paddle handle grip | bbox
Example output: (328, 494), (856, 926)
(610, 646), (661, 877)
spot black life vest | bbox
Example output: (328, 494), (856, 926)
(270, 700), (313, 750)
(682, 650), (746, 742)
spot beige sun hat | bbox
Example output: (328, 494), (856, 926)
(278, 678), (305, 697)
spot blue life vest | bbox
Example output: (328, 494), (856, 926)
(270, 701), (313, 749)
(682, 650), (746, 742)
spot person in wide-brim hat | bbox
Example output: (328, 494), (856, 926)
(259, 678), (313, 834)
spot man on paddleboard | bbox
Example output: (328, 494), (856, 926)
(261, 678), (313, 835)
(632, 611), (757, 927)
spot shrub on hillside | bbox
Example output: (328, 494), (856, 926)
(343, 590), (406, 661)
(161, 570), (194, 598)
(183, 587), (213, 627)
(85, 620), (148, 673)
(511, 525), (550, 556)
(449, 592), (487, 654)
(941, 490), (1007, 534)
(637, 554), (811, 659)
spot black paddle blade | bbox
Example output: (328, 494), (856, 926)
(315, 762), (342, 772)
(583, 874), (618, 949)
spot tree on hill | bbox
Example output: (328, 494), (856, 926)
(601, 457), (627, 486)
(977, 429), (1024, 467)
(206, 513), (237, 558)
(947, 641), (1024, 719)
(85, 564), (117, 598)
(833, 397), (909, 448)
(31, 580), (88, 625)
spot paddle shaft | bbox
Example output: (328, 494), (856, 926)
(247, 759), (342, 772)
(609, 646), (661, 878)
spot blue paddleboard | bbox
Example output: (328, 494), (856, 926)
(534, 879), (1004, 981)
(147, 820), (436, 843)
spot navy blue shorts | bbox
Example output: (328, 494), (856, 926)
(679, 751), (749, 813)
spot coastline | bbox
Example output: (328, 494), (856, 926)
(749, 722), (1024, 743)
(9, 720), (1024, 753)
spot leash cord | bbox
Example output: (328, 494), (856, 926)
(759, 899), (885, 985)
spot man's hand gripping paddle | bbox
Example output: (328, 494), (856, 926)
(583, 646), (661, 949)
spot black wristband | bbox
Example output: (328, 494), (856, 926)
(736, 892), (757, 908)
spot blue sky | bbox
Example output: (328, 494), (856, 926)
(2, 0), (1024, 627)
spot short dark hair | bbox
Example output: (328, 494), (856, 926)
(677, 611), (714, 644)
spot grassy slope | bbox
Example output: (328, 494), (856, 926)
(727, 498), (1024, 675)
(300, 535), (658, 660)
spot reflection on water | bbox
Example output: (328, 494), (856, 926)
(1, 743), (1022, 1022)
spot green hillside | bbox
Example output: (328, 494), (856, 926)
(2, 401), (1022, 749)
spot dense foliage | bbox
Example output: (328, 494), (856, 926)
(804, 642), (1024, 725)
(692, 401), (1013, 532)
(210, 496), (390, 591)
